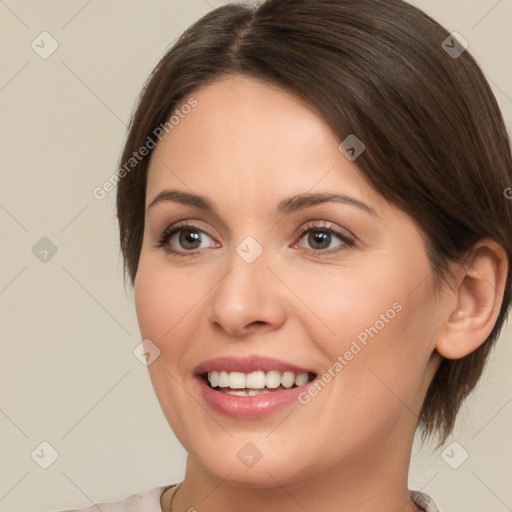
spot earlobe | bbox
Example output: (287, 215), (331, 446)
(436, 240), (508, 360)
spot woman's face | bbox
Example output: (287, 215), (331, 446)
(135, 75), (446, 486)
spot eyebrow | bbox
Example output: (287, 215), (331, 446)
(146, 189), (377, 216)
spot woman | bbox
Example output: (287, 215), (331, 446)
(69, 0), (512, 510)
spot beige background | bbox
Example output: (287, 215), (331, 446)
(0, 1), (511, 511)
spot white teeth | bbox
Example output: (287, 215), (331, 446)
(246, 371), (266, 389)
(226, 389), (272, 396)
(225, 390), (249, 396)
(282, 371), (295, 388)
(218, 371), (229, 388)
(266, 370), (281, 389)
(209, 371), (219, 388)
(206, 370), (313, 390)
(294, 372), (309, 386)
(228, 371), (246, 389)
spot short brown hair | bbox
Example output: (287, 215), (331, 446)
(116, 0), (512, 444)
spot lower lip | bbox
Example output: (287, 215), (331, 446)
(196, 375), (313, 419)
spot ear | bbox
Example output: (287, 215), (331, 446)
(436, 239), (509, 360)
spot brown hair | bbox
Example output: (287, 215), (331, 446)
(116, 0), (512, 444)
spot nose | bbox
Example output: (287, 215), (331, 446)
(206, 245), (287, 337)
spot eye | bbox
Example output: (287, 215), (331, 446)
(155, 220), (355, 257)
(293, 222), (355, 255)
(155, 222), (218, 256)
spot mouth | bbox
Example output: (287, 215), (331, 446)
(200, 370), (317, 396)
(193, 355), (319, 417)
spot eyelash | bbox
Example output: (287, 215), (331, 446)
(154, 221), (356, 257)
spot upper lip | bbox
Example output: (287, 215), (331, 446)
(194, 355), (316, 375)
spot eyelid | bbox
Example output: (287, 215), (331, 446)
(161, 219), (214, 239)
(154, 218), (214, 240)
(293, 220), (356, 243)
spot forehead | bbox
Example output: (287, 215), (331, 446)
(150, 75), (338, 163)
(145, 76), (382, 213)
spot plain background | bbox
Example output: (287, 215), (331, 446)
(0, 1), (511, 511)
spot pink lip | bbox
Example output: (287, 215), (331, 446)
(196, 377), (313, 419)
(193, 355), (317, 419)
(193, 355), (314, 375)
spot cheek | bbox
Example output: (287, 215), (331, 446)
(133, 260), (200, 439)
(288, 259), (430, 354)
(295, 257), (438, 409)
(134, 258), (198, 340)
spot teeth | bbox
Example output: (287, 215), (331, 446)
(218, 371), (229, 388)
(226, 389), (272, 396)
(266, 370), (281, 389)
(208, 371), (219, 388)
(229, 371), (246, 389)
(246, 371), (266, 389)
(294, 372), (309, 386)
(206, 370), (313, 390)
(282, 371), (296, 388)
(226, 390), (251, 396)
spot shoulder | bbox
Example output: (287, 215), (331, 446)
(56, 485), (173, 512)
(410, 490), (442, 512)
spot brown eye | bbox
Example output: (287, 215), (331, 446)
(293, 223), (355, 255)
(156, 222), (218, 256)
(307, 230), (333, 250)
(178, 229), (202, 250)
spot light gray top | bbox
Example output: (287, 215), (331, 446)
(58, 485), (441, 512)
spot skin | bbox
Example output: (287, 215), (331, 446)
(133, 75), (507, 512)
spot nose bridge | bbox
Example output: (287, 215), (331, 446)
(206, 234), (286, 335)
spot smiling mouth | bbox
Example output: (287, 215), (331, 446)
(201, 370), (317, 396)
